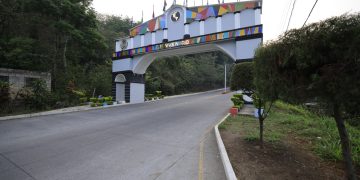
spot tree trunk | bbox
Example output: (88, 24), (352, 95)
(258, 98), (264, 144)
(259, 118), (264, 143)
(63, 36), (68, 71)
(333, 104), (356, 180)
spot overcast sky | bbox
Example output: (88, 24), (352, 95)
(92, 0), (360, 42)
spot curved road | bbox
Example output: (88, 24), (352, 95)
(0, 91), (232, 180)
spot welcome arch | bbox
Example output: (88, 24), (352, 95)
(112, 1), (263, 103)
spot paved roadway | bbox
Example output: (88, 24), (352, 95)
(0, 91), (232, 180)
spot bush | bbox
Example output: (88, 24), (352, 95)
(233, 93), (243, 99)
(79, 97), (87, 104)
(0, 81), (10, 108)
(90, 97), (97, 103)
(21, 79), (53, 110)
(230, 62), (254, 91)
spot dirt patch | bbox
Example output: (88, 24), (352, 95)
(220, 130), (352, 180)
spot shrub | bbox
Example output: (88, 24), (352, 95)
(90, 97), (97, 103)
(103, 97), (111, 102)
(21, 79), (52, 110)
(233, 93), (243, 99)
(79, 97), (87, 104)
(231, 95), (244, 107)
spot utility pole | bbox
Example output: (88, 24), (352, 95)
(224, 63), (227, 93)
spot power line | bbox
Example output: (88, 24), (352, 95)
(302, 0), (319, 27)
(286, 0), (297, 31)
(281, 0), (294, 33)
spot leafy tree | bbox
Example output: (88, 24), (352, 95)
(231, 62), (274, 143)
(145, 52), (233, 96)
(230, 62), (254, 92)
(254, 14), (360, 179)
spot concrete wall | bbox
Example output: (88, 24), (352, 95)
(236, 38), (262, 60)
(0, 68), (51, 98)
(144, 32), (152, 46)
(155, 30), (164, 44)
(204, 17), (217, 34)
(116, 83), (125, 102)
(130, 83), (144, 103)
(240, 9), (255, 28)
(222, 13), (235, 32)
(167, 7), (185, 41)
(189, 21), (200, 37)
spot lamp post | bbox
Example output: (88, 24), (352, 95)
(224, 63), (227, 93)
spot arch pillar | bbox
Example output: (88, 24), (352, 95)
(112, 71), (145, 103)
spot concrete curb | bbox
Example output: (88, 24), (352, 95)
(164, 89), (223, 99)
(0, 103), (128, 121)
(214, 113), (237, 180)
(0, 89), (226, 121)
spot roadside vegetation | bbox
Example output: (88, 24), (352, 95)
(0, 0), (233, 116)
(229, 13), (360, 179)
(220, 101), (360, 178)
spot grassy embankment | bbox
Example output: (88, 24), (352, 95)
(219, 101), (360, 166)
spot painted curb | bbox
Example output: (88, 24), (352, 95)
(214, 113), (237, 180)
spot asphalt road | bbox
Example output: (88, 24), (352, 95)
(0, 91), (232, 180)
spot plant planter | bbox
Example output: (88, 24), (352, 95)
(230, 107), (239, 117)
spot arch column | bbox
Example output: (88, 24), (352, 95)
(113, 71), (145, 103)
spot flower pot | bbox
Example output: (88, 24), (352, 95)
(230, 107), (239, 117)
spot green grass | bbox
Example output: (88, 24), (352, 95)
(220, 101), (360, 166)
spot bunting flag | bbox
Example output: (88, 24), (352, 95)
(141, 10), (143, 23)
(129, 1), (260, 37)
(186, 1), (258, 23)
(152, 4), (155, 18)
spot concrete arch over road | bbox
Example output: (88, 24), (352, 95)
(112, 1), (263, 103)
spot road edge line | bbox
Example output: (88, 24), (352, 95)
(214, 113), (237, 180)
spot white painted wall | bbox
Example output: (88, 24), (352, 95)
(130, 83), (145, 103)
(116, 83), (125, 102)
(113, 59), (133, 72)
(236, 38), (262, 60)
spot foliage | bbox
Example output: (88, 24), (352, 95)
(222, 101), (360, 166)
(230, 62), (254, 91)
(90, 98), (97, 103)
(79, 97), (88, 104)
(231, 94), (243, 106)
(0, 81), (10, 108)
(253, 13), (360, 179)
(231, 61), (274, 143)
(146, 52), (233, 96)
(21, 79), (53, 110)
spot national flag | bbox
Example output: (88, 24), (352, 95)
(152, 4), (155, 18)
(163, 0), (167, 11)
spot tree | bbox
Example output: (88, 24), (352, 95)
(230, 62), (274, 143)
(230, 62), (254, 92)
(254, 14), (360, 179)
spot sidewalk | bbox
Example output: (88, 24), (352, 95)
(239, 104), (255, 116)
(0, 103), (126, 121)
(0, 89), (224, 121)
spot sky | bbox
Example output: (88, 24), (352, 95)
(92, 0), (360, 42)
